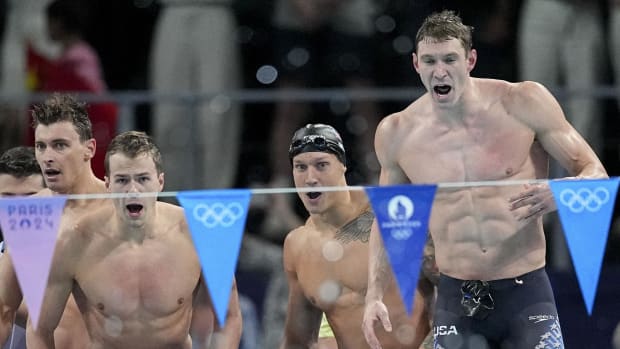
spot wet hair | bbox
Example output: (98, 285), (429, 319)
(31, 93), (93, 142)
(289, 123), (346, 165)
(104, 131), (163, 176)
(415, 10), (474, 54)
(0, 146), (42, 178)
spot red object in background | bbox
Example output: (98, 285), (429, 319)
(26, 43), (117, 179)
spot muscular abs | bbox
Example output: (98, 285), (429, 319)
(395, 103), (548, 280)
(430, 187), (546, 280)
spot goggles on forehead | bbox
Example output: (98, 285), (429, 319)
(288, 135), (346, 165)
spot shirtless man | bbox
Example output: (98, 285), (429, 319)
(0, 146), (45, 349)
(362, 11), (608, 349)
(27, 130), (242, 349)
(2, 94), (100, 349)
(280, 124), (431, 349)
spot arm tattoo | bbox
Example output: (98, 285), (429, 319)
(334, 211), (374, 244)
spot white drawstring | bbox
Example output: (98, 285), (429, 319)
(8, 323), (16, 349)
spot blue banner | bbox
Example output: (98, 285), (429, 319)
(549, 178), (619, 315)
(0, 196), (67, 328)
(365, 184), (437, 315)
(177, 189), (251, 327)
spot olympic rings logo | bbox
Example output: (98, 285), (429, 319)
(391, 229), (413, 240)
(192, 202), (244, 228)
(558, 187), (610, 213)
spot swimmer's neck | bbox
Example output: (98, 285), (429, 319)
(116, 216), (158, 242)
(310, 198), (363, 234)
(432, 78), (480, 120)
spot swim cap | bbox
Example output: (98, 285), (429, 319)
(289, 124), (346, 165)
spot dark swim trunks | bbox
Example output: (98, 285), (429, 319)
(433, 268), (565, 349)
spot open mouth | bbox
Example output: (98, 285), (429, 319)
(433, 85), (452, 95)
(307, 192), (322, 199)
(126, 204), (144, 215)
(44, 169), (61, 176)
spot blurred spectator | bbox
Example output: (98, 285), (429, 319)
(26, 0), (117, 179)
(149, 2), (257, 348)
(448, 0), (521, 80)
(262, 0), (381, 246)
(149, 0), (242, 192)
(0, 0), (59, 154)
(518, 0), (605, 158)
(518, 0), (606, 271)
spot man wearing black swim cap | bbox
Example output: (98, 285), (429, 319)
(288, 123), (347, 166)
(280, 123), (433, 349)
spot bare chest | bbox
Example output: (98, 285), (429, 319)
(59, 201), (106, 231)
(75, 238), (201, 318)
(296, 239), (368, 311)
(401, 117), (535, 183)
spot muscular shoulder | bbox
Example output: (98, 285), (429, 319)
(375, 109), (408, 163)
(378, 104), (414, 137)
(156, 202), (188, 231)
(283, 225), (309, 254)
(67, 204), (114, 240)
(33, 188), (54, 197)
(157, 201), (185, 217)
(54, 205), (113, 269)
(377, 97), (429, 143)
(502, 80), (565, 132)
(503, 80), (548, 106)
(282, 225), (312, 272)
(375, 101), (427, 184)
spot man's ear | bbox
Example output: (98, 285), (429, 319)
(158, 172), (164, 191)
(84, 138), (96, 161)
(467, 49), (477, 73)
(412, 52), (420, 73)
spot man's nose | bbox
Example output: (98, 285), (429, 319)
(434, 63), (448, 78)
(305, 168), (319, 185)
(128, 181), (140, 192)
(39, 148), (54, 163)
